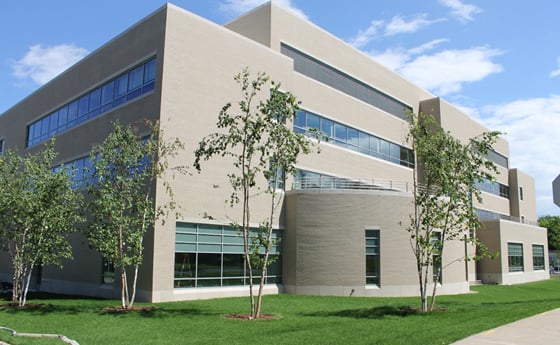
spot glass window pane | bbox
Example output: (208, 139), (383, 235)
(334, 123), (346, 143)
(114, 74), (128, 97)
(77, 95), (89, 117)
(347, 128), (359, 149)
(370, 137), (380, 154)
(198, 244), (221, 252)
(144, 59), (156, 82)
(67, 100), (78, 122)
(223, 244), (244, 253)
(223, 226), (240, 236)
(223, 236), (244, 244)
(390, 143), (400, 163)
(49, 111), (59, 133)
(58, 105), (68, 128)
(176, 233), (197, 242)
(27, 125), (35, 145)
(294, 110), (306, 129)
(366, 256), (380, 276)
(307, 113), (320, 130)
(197, 253), (221, 278)
(40, 117), (50, 135)
(198, 224), (222, 234)
(358, 132), (369, 153)
(198, 234), (221, 243)
(174, 253), (195, 279)
(177, 223), (197, 233)
(321, 118), (334, 138)
(222, 254), (244, 277)
(101, 81), (114, 105)
(128, 65), (144, 91)
(89, 87), (102, 110)
(380, 140), (390, 159)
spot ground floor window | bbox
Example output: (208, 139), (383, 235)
(508, 243), (524, 272)
(432, 231), (442, 283)
(174, 222), (282, 288)
(532, 244), (545, 270)
(365, 229), (380, 286)
(102, 258), (115, 284)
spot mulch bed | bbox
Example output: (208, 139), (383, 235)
(0, 303), (43, 310)
(100, 305), (155, 313)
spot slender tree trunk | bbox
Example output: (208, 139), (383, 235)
(422, 263), (429, 312)
(255, 171), (280, 318)
(12, 258), (21, 303)
(21, 264), (34, 308)
(130, 264), (139, 308)
(244, 189), (255, 318)
(429, 267), (442, 311)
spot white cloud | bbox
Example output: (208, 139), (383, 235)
(219, 0), (307, 20)
(370, 48), (411, 71)
(385, 14), (445, 36)
(399, 47), (503, 95)
(439, 0), (482, 23)
(349, 15), (443, 49)
(371, 39), (447, 70)
(550, 57), (560, 78)
(348, 20), (384, 49)
(369, 43), (502, 96)
(409, 38), (449, 55)
(12, 44), (88, 86)
(479, 96), (560, 216)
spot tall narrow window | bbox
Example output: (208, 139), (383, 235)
(519, 187), (524, 201)
(102, 258), (115, 284)
(365, 229), (380, 286)
(432, 232), (442, 283)
(532, 244), (544, 270)
(508, 243), (524, 272)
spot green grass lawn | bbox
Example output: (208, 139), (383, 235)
(1, 277), (560, 345)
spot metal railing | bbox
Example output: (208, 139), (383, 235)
(477, 212), (539, 227)
(292, 175), (539, 226)
(292, 176), (413, 193)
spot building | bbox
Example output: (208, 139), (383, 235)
(0, 2), (549, 302)
(553, 174), (560, 208)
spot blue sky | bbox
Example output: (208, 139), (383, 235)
(1, 0), (559, 216)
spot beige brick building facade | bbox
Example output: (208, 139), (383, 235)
(0, 3), (548, 302)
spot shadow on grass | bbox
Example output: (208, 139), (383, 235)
(98, 306), (214, 318)
(0, 302), (85, 315)
(304, 305), (423, 319)
(1, 292), (214, 318)
(0, 302), (216, 319)
(480, 297), (560, 307)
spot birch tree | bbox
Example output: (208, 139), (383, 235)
(407, 112), (500, 312)
(194, 68), (316, 319)
(87, 120), (184, 309)
(0, 140), (84, 308)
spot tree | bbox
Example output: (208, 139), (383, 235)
(538, 215), (560, 251)
(407, 112), (500, 312)
(0, 140), (84, 308)
(87, 120), (184, 309)
(194, 68), (316, 319)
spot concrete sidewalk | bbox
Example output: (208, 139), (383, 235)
(451, 308), (560, 344)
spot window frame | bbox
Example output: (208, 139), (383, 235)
(26, 57), (157, 148)
(532, 244), (545, 271)
(508, 242), (524, 272)
(174, 222), (282, 288)
(365, 229), (380, 286)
